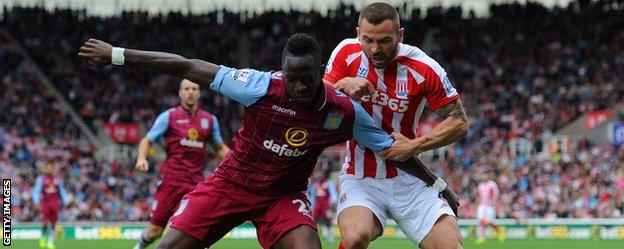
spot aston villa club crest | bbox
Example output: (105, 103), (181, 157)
(396, 80), (408, 99)
(324, 112), (344, 130)
(201, 118), (209, 129)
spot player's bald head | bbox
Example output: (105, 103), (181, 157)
(179, 79), (199, 89)
(359, 2), (401, 31)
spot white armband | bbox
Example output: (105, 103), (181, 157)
(433, 178), (447, 192)
(111, 47), (125, 65)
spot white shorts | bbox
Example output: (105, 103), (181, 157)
(477, 205), (495, 223)
(337, 173), (455, 245)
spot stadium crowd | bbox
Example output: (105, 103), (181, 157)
(426, 1), (624, 219)
(1, 0), (623, 222)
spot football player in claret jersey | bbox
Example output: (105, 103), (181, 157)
(308, 161), (339, 243)
(133, 79), (229, 249)
(324, 3), (468, 249)
(32, 160), (70, 249)
(79, 33), (456, 249)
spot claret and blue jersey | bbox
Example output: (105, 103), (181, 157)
(146, 105), (224, 189)
(208, 66), (394, 194)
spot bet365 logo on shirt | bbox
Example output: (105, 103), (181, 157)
(361, 91), (410, 113)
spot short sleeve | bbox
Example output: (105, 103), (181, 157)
(424, 67), (460, 110)
(323, 39), (357, 83)
(146, 110), (171, 142)
(210, 66), (271, 107)
(209, 115), (224, 145)
(351, 99), (394, 152)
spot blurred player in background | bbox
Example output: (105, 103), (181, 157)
(32, 159), (70, 249)
(78, 32), (457, 249)
(133, 79), (230, 249)
(308, 160), (338, 243)
(475, 170), (502, 244)
(324, 2), (468, 249)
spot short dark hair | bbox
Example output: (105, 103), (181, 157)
(282, 33), (322, 65)
(358, 2), (400, 30)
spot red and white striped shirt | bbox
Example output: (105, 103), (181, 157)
(324, 38), (460, 179)
(477, 180), (499, 207)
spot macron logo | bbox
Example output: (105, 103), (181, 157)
(263, 139), (308, 157)
(272, 105), (296, 116)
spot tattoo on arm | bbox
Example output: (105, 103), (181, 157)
(435, 99), (468, 122)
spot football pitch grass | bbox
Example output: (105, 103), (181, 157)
(9, 238), (624, 249)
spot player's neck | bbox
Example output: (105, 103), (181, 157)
(181, 104), (198, 116)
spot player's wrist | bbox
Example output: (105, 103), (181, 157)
(433, 177), (447, 192)
(111, 47), (125, 65)
(409, 138), (423, 157)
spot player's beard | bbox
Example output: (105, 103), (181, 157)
(370, 45), (398, 69)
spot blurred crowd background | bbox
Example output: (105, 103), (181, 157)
(0, 0), (622, 222)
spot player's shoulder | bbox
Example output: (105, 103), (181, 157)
(335, 38), (361, 50)
(197, 109), (215, 118)
(160, 107), (180, 119)
(397, 43), (446, 76)
(268, 71), (284, 89)
(322, 84), (356, 111)
(259, 71), (285, 97)
(162, 107), (177, 115)
(330, 38), (362, 57)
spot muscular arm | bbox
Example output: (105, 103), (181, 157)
(124, 49), (219, 86)
(351, 99), (459, 213)
(78, 39), (219, 86)
(391, 157), (439, 186)
(410, 98), (469, 155)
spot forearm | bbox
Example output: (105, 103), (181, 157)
(123, 49), (219, 85)
(210, 143), (230, 160)
(410, 116), (468, 154)
(215, 144), (230, 160)
(137, 137), (151, 161)
(391, 156), (439, 186)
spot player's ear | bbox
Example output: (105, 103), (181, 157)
(398, 28), (404, 43)
(320, 64), (326, 74)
